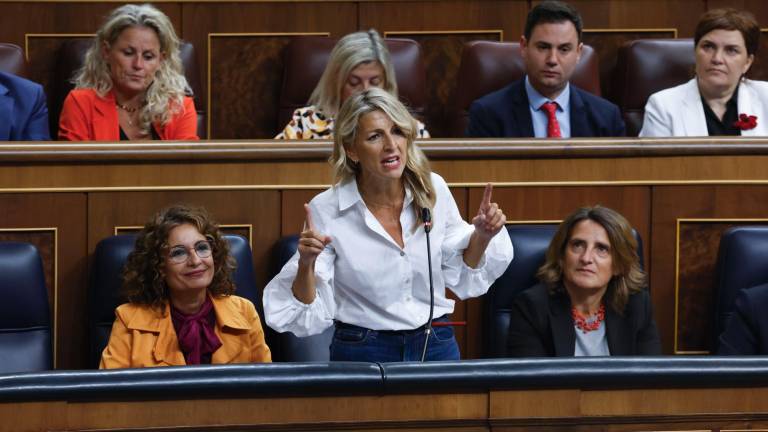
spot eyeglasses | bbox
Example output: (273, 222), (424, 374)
(167, 240), (213, 264)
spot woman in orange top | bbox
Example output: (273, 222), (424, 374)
(59, 4), (197, 141)
(100, 205), (271, 368)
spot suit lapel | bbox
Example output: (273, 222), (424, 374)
(126, 303), (186, 366)
(0, 82), (12, 140)
(93, 91), (120, 140)
(211, 296), (250, 364)
(568, 87), (589, 137)
(513, 82), (535, 137)
(550, 290), (575, 356)
(681, 81), (709, 136)
(605, 304), (630, 355)
(738, 82), (764, 136)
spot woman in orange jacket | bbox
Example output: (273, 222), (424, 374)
(59, 4), (198, 141)
(100, 205), (271, 368)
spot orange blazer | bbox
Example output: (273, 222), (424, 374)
(100, 294), (272, 368)
(58, 88), (198, 141)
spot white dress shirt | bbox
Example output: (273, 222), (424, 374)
(263, 172), (514, 337)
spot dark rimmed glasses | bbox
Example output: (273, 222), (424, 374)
(167, 240), (213, 264)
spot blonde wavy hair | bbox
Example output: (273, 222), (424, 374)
(332, 87), (434, 226)
(309, 29), (397, 117)
(74, 4), (191, 132)
(537, 206), (647, 314)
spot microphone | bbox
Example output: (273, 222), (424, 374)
(420, 207), (435, 362)
(422, 207), (432, 233)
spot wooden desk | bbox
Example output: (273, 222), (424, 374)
(2, 138), (768, 367)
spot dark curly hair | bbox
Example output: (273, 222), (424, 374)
(121, 204), (236, 310)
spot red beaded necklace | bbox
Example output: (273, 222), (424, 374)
(572, 303), (605, 333)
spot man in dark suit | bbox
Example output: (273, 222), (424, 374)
(467, 1), (625, 138)
(718, 283), (768, 355)
(0, 71), (50, 140)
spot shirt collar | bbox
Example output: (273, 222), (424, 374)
(525, 75), (570, 112)
(336, 177), (413, 212)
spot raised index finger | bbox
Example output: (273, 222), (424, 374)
(480, 183), (493, 210)
(303, 203), (316, 232)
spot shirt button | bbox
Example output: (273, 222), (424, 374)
(400, 251), (405, 257)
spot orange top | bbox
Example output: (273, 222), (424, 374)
(58, 88), (198, 141)
(100, 294), (271, 368)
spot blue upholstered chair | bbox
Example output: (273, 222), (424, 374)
(269, 234), (334, 362)
(89, 234), (260, 368)
(484, 224), (644, 358)
(0, 242), (52, 372)
(713, 226), (768, 350)
(484, 225), (558, 358)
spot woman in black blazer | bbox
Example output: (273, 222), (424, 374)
(507, 206), (661, 357)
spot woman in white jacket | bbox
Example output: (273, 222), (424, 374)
(640, 8), (768, 137)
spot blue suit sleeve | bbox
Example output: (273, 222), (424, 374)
(24, 85), (50, 140)
(466, 100), (496, 137)
(611, 104), (626, 137)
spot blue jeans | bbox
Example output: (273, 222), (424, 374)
(329, 316), (460, 362)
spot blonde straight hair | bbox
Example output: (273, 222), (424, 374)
(308, 29), (397, 117)
(332, 88), (434, 226)
(75, 4), (191, 132)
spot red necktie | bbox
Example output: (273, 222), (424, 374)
(540, 102), (562, 138)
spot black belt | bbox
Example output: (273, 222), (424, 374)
(335, 315), (449, 335)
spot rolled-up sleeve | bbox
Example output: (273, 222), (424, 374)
(263, 209), (337, 337)
(438, 180), (514, 300)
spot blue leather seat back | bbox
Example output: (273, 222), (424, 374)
(713, 226), (768, 348)
(484, 225), (558, 358)
(89, 234), (259, 368)
(484, 224), (644, 358)
(269, 234), (334, 362)
(0, 242), (52, 372)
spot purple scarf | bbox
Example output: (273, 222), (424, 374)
(170, 296), (222, 365)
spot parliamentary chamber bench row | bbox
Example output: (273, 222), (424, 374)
(2, 0), (768, 138)
(1, 357), (768, 431)
(1, 138), (767, 370)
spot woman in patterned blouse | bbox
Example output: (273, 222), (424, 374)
(275, 29), (430, 140)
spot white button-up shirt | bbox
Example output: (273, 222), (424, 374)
(263, 173), (514, 336)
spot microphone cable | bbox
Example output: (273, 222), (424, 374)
(420, 207), (434, 362)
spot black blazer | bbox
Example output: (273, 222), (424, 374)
(718, 283), (768, 355)
(506, 283), (662, 357)
(466, 78), (626, 138)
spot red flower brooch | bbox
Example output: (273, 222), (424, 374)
(733, 113), (758, 130)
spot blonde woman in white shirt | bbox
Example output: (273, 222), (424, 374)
(264, 88), (513, 362)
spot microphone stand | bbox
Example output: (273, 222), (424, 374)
(420, 208), (434, 362)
